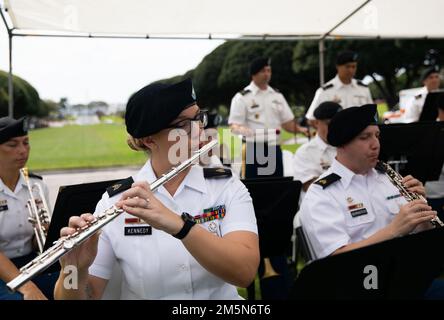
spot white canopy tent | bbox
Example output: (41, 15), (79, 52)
(2, 0), (444, 116)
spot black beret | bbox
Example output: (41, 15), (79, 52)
(336, 50), (358, 65)
(421, 65), (440, 82)
(327, 104), (379, 147)
(313, 101), (343, 120)
(0, 117), (28, 144)
(250, 57), (270, 76)
(125, 78), (197, 138)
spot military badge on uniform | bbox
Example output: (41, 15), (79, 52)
(124, 226), (152, 236)
(112, 184), (122, 191)
(0, 199), (8, 212)
(125, 217), (144, 224)
(347, 198), (367, 218)
(386, 193), (402, 200)
(124, 216), (152, 235)
(193, 205), (226, 224)
(314, 173), (341, 189)
(208, 221), (218, 234)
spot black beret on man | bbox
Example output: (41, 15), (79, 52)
(0, 117), (28, 144)
(336, 50), (358, 66)
(250, 57), (270, 76)
(327, 104), (379, 147)
(421, 65), (440, 82)
(125, 78), (197, 138)
(313, 101), (343, 120)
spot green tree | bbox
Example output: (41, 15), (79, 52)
(0, 70), (43, 118)
(154, 39), (444, 112)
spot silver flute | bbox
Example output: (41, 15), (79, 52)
(376, 161), (444, 228)
(7, 140), (217, 292)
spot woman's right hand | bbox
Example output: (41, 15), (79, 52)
(18, 281), (47, 300)
(59, 213), (100, 272)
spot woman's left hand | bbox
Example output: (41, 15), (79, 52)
(402, 175), (426, 198)
(116, 181), (183, 235)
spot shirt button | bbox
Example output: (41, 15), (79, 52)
(180, 264), (188, 271)
(18, 224), (23, 228)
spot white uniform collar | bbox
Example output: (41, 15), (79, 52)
(247, 81), (274, 95)
(313, 134), (330, 152)
(136, 160), (207, 196)
(0, 174), (25, 195)
(330, 158), (377, 189)
(333, 75), (357, 89)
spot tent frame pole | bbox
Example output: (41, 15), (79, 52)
(318, 0), (372, 86)
(1, 5), (14, 117)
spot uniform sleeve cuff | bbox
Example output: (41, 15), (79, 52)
(318, 237), (350, 259)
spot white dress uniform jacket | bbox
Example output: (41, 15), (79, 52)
(228, 81), (294, 145)
(306, 75), (373, 120)
(89, 161), (258, 300)
(299, 159), (407, 260)
(404, 86), (428, 123)
(292, 135), (337, 184)
(0, 175), (49, 259)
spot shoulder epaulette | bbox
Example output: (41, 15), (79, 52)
(271, 87), (280, 93)
(322, 83), (334, 90)
(415, 94), (423, 99)
(314, 173), (341, 189)
(29, 172), (43, 180)
(203, 167), (232, 179)
(239, 89), (251, 96)
(357, 80), (368, 87)
(107, 176), (134, 197)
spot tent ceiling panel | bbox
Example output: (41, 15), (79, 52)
(3, 0), (444, 38)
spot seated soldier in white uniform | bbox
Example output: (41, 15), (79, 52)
(0, 117), (56, 300)
(404, 66), (441, 123)
(293, 101), (342, 193)
(54, 79), (259, 300)
(299, 104), (437, 260)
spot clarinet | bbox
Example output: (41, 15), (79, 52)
(7, 140), (218, 292)
(375, 161), (444, 228)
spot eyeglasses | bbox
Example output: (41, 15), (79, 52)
(165, 109), (208, 136)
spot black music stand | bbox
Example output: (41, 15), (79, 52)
(242, 177), (302, 300)
(43, 179), (121, 272)
(291, 228), (444, 299)
(419, 90), (444, 122)
(378, 122), (444, 183)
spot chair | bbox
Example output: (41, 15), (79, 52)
(242, 177), (302, 299)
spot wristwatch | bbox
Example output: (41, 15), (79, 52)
(173, 212), (196, 239)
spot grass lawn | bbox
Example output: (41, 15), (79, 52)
(28, 123), (147, 171)
(27, 124), (301, 171)
(28, 102), (388, 171)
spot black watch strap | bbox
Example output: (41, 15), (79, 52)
(173, 213), (196, 239)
